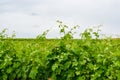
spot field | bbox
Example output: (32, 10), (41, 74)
(0, 38), (120, 80)
(0, 22), (120, 80)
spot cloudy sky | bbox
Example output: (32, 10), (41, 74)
(0, 0), (120, 38)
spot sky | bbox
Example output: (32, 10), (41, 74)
(0, 0), (120, 38)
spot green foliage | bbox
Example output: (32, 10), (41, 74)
(57, 20), (80, 40)
(0, 29), (8, 38)
(36, 30), (49, 40)
(46, 21), (120, 80)
(0, 21), (120, 80)
(0, 29), (16, 39)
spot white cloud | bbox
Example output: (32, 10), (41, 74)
(0, 0), (120, 38)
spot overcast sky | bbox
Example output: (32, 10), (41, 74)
(0, 0), (120, 38)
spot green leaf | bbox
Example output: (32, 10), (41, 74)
(60, 29), (64, 33)
(6, 67), (13, 73)
(51, 72), (56, 80)
(80, 60), (86, 65)
(29, 67), (38, 79)
(75, 71), (80, 75)
(2, 74), (7, 80)
(67, 70), (75, 79)
(117, 72), (120, 80)
(88, 63), (94, 70)
(13, 62), (20, 68)
(77, 76), (85, 80)
(52, 63), (59, 71)
(72, 61), (78, 67)
(64, 61), (71, 69)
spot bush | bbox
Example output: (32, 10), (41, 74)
(0, 21), (120, 80)
(46, 21), (120, 80)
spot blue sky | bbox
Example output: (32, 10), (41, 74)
(0, 0), (120, 38)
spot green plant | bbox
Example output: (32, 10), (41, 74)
(0, 29), (16, 39)
(0, 21), (120, 80)
(36, 30), (49, 40)
(46, 21), (120, 80)
(0, 29), (8, 38)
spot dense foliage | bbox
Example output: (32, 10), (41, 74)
(0, 21), (120, 80)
